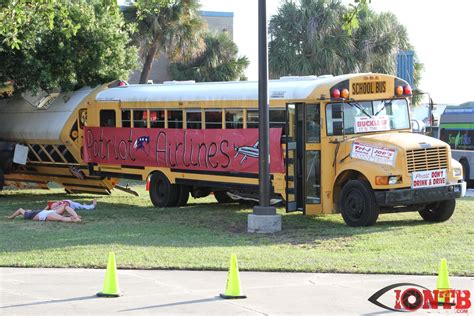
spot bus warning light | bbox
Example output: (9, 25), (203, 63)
(331, 88), (340, 99)
(395, 85), (404, 96)
(404, 84), (412, 95)
(341, 88), (349, 98)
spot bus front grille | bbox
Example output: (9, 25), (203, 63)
(406, 147), (449, 173)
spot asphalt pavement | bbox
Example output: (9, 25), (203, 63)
(0, 268), (472, 315)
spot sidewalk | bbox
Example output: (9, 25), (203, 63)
(0, 268), (472, 315)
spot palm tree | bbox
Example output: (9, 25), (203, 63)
(169, 32), (249, 82)
(352, 7), (410, 74)
(268, 0), (422, 90)
(352, 4), (423, 102)
(269, 0), (357, 78)
(123, 0), (204, 84)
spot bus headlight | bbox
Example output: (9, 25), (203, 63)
(453, 167), (462, 177)
(375, 176), (402, 185)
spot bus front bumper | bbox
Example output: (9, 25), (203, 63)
(374, 182), (466, 207)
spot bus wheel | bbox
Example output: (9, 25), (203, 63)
(340, 180), (379, 227)
(214, 191), (233, 203)
(149, 172), (179, 207)
(419, 199), (455, 222)
(177, 185), (190, 206)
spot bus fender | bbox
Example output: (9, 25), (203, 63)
(333, 169), (371, 212)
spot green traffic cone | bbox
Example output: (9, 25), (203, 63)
(436, 258), (453, 305)
(97, 252), (121, 297)
(220, 254), (246, 299)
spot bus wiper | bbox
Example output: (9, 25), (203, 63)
(374, 100), (392, 116)
(347, 102), (372, 118)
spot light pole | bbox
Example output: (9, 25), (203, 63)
(248, 0), (282, 233)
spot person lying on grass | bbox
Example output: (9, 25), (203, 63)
(46, 198), (97, 211)
(7, 203), (81, 223)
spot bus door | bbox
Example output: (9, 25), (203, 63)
(285, 103), (304, 212)
(285, 103), (321, 213)
(304, 104), (321, 214)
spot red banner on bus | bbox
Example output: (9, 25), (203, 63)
(83, 127), (284, 174)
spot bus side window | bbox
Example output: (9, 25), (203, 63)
(225, 109), (243, 129)
(187, 110), (202, 129)
(168, 110), (183, 128)
(150, 110), (165, 128)
(122, 110), (131, 127)
(270, 108), (286, 135)
(133, 110), (147, 128)
(247, 110), (259, 128)
(205, 110), (222, 129)
(100, 110), (116, 127)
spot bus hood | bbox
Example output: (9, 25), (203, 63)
(350, 132), (448, 150)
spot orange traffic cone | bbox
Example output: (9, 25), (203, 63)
(220, 254), (246, 299)
(97, 252), (121, 297)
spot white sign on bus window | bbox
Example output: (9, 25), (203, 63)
(350, 141), (397, 166)
(354, 115), (390, 133)
(411, 169), (447, 189)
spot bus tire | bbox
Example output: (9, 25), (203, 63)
(460, 159), (471, 187)
(340, 180), (379, 227)
(214, 191), (233, 203)
(177, 185), (190, 206)
(149, 172), (179, 207)
(419, 199), (455, 222)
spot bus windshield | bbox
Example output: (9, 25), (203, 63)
(326, 99), (410, 135)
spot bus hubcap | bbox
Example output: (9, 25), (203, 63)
(346, 190), (364, 219)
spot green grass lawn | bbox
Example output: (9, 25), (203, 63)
(0, 186), (472, 276)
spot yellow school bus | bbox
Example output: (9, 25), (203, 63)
(80, 73), (465, 226)
(0, 74), (466, 226)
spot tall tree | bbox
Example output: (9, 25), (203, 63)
(269, 0), (357, 78)
(268, 0), (422, 89)
(169, 32), (249, 82)
(352, 6), (410, 74)
(123, 0), (204, 84)
(0, 1), (70, 50)
(0, 1), (137, 93)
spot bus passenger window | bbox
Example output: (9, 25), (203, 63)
(122, 110), (131, 127)
(186, 110), (202, 129)
(150, 110), (165, 128)
(205, 110), (222, 129)
(270, 109), (286, 135)
(100, 110), (116, 127)
(133, 110), (147, 128)
(168, 110), (183, 128)
(247, 110), (259, 128)
(225, 110), (243, 129)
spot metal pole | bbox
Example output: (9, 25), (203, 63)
(253, 0), (276, 216)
